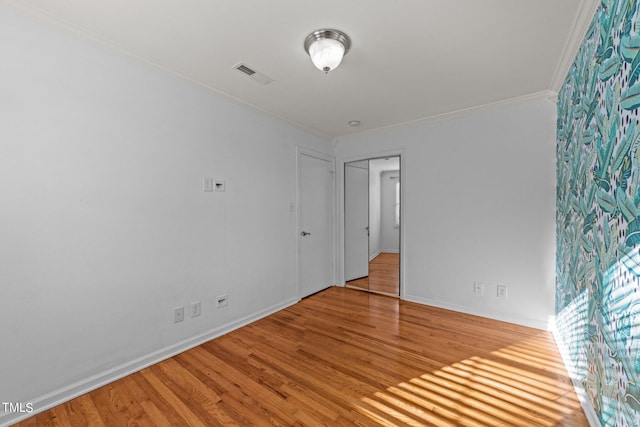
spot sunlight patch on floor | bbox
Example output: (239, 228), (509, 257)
(353, 335), (584, 426)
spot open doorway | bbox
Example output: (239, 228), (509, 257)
(344, 156), (400, 296)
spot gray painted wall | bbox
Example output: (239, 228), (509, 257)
(380, 170), (400, 253)
(0, 4), (332, 423)
(337, 97), (556, 329)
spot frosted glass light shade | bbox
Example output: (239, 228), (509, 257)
(304, 29), (351, 74)
(309, 38), (345, 73)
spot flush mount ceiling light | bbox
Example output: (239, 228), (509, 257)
(304, 29), (351, 74)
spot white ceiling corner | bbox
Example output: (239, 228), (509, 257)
(550, 0), (600, 93)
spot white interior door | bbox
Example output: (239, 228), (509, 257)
(299, 151), (334, 298)
(344, 162), (369, 281)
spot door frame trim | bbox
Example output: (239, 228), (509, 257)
(296, 147), (337, 299)
(337, 149), (406, 299)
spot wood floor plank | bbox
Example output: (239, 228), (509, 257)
(176, 349), (274, 427)
(47, 403), (74, 427)
(347, 252), (400, 295)
(148, 360), (232, 426)
(369, 252), (400, 295)
(14, 286), (588, 426)
(97, 381), (148, 426)
(74, 394), (106, 427)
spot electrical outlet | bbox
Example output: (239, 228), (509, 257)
(497, 285), (508, 298)
(216, 294), (228, 308)
(191, 301), (201, 318)
(473, 281), (484, 295)
(173, 306), (185, 323)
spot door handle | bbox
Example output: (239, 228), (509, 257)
(301, 231), (311, 236)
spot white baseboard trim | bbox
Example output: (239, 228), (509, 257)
(369, 250), (381, 261)
(0, 297), (300, 427)
(403, 294), (549, 330)
(551, 324), (602, 427)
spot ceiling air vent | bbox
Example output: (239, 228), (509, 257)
(236, 64), (255, 76)
(233, 62), (274, 85)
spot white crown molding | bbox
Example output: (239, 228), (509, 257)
(3, 0), (597, 145)
(1, 0), (334, 143)
(550, 0), (600, 93)
(335, 90), (554, 144)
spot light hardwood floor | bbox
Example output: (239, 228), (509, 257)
(369, 252), (400, 295)
(346, 252), (400, 296)
(16, 287), (588, 426)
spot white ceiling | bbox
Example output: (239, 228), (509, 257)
(8, 0), (597, 140)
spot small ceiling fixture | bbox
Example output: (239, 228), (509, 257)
(304, 29), (351, 74)
(348, 120), (360, 127)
